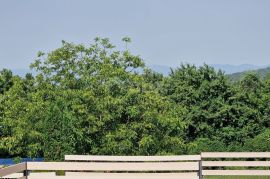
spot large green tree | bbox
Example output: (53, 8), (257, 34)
(163, 64), (270, 152)
(29, 38), (187, 159)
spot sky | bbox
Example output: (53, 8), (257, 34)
(0, 0), (270, 69)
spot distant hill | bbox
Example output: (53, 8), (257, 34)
(210, 64), (266, 74)
(228, 66), (270, 81)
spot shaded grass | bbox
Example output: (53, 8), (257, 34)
(205, 176), (270, 179)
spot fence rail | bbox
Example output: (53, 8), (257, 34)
(65, 155), (201, 161)
(201, 152), (270, 158)
(0, 152), (269, 179)
(0, 163), (26, 178)
(201, 152), (270, 176)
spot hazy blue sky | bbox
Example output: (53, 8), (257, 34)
(0, 0), (270, 69)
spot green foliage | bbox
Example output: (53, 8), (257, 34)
(162, 64), (269, 150)
(163, 64), (233, 141)
(189, 138), (227, 153)
(0, 38), (269, 160)
(0, 69), (13, 94)
(42, 99), (78, 161)
(0, 74), (44, 158)
(244, 129), (270, 151)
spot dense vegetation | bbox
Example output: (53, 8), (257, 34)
(0, 38), (269, 161)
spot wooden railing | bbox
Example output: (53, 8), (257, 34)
(0, 152), (269, 179)
(201, 152), (270, 176)
(0, 163), (26, 179)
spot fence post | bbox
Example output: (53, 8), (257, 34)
(199, 156), (203, 179)
(23, 162), (29, 179)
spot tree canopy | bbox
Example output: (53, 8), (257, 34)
(0, 38), (269, 160)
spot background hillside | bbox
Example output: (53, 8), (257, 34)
(228, 66), (270, 81)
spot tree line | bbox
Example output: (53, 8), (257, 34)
(0, 38), (269, 160)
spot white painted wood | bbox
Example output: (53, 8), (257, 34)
(65, 155), (201, 161)
(202, 161), (270, 167)
(64, 172), (199, 179)
(29, 172), (56, 176)
(27, 161), (199, 171)
(18, 177), (26, 179)
(27, 174), (199, 179)
(201, 152), (270, 158)
(65, 172), (199, 177)
(1, 172), (56, 178)
(28, 177), (194, 179)
(203, 170), (270, 176)
(1, 172), (23, 178)
(2, 153), (270, 178)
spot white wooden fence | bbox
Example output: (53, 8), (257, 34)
(201, 152), (270, 176)
(0, 152), (269, 179)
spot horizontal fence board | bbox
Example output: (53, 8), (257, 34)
(0, 163), (26, 177)
(18, 177), (26, 179)
(27, 161), (199, 171)
(27, 177), (197, 179)
(28, 173), (199, 179)
(65, 155), (201, 161)
(2, 172), (23, 178)
(203, 170), (270, 176)
(201, 152), (270, 158)
(202, 161), (270, 167)
(28, 177), (197, 179)
(2, 172), (56, 178)
(30, 172), (56, 176)
(66, 172), (199, 179)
